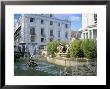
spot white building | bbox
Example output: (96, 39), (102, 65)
(81, 13), (97, 40)
(14, 14), (71, 54)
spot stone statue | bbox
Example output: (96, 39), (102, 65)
(66, 45), (69, 53)
(62, 45), (67, 53)
(57, 43), (64, 53)
(57, 43), (68, 53)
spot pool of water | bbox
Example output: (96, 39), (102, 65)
(14, 58), (97, 76)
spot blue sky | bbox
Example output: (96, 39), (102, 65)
(14, 14), (21, 24)
(14, 14), (82, 30)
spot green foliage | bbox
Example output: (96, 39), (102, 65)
(47, 41), (59, 56)
(69, 39), (84, 57)
(47, 39), (97, 59)
(81, 39), (97, 59)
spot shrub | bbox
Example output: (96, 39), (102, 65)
(69, 39), (84, 58)
(81, 39), (97, 59)
(47, 41), (59, 57)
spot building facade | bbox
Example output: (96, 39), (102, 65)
(71, 30), (82, 40)
(81, 13), (97, 40)
(14, 14), (71, 54)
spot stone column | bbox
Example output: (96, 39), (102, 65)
(88, 30), (90, 39)
(81, 32), (84, 39)
(91, 30), (94, 39)
(85, 32), (87, 39)
(86, 32), (88, 39)
(83, 33), (85, 39)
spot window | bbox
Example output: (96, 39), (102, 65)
(30, 35), (35, 42)
(50, 21), (53, 25)
(41, 28), (44, 35)
(58, 23), (60, 27)
(30, 27), (35, 35)
(50, 14), (52, 17)
(41, 38), (44, 42)
(65, 32), (68, 39)
(41, 19), (44, 24)
(58, 31), (60, 37)
(39, 45), (45, 49)
(94, 14), (97, 24)
(65, 24), (68, 28)
(30, 18), (35, 22)
(50, 30), (53, 36)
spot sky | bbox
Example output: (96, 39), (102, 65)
(14, 14), (82, 31)
(14, 14), (21, 25)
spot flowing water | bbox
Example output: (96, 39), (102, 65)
(14, 57), (97, 76)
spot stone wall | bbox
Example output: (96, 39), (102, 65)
(46, 57), (87, 67)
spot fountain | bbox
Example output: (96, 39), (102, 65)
(25, 43), (38, 67)
(14, 43), (97, 76)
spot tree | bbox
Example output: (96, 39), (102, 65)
(81, 39), (97, 59)
(47, 41), (59, 57)
(69, 39), (84, 58)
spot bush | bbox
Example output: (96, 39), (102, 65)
(81, 39), (97, 59)
(69, 39), (84, 58)
(47, 41), (59, 57)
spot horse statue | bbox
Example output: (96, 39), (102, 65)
(57, 43), (67, 53)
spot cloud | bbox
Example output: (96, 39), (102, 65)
(78, 28), (82, 31)
(54, 14), (67, 20)
(54, 14), (81, 22)
(69, 16), (81, 22)
(14, 18), (18, 24)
